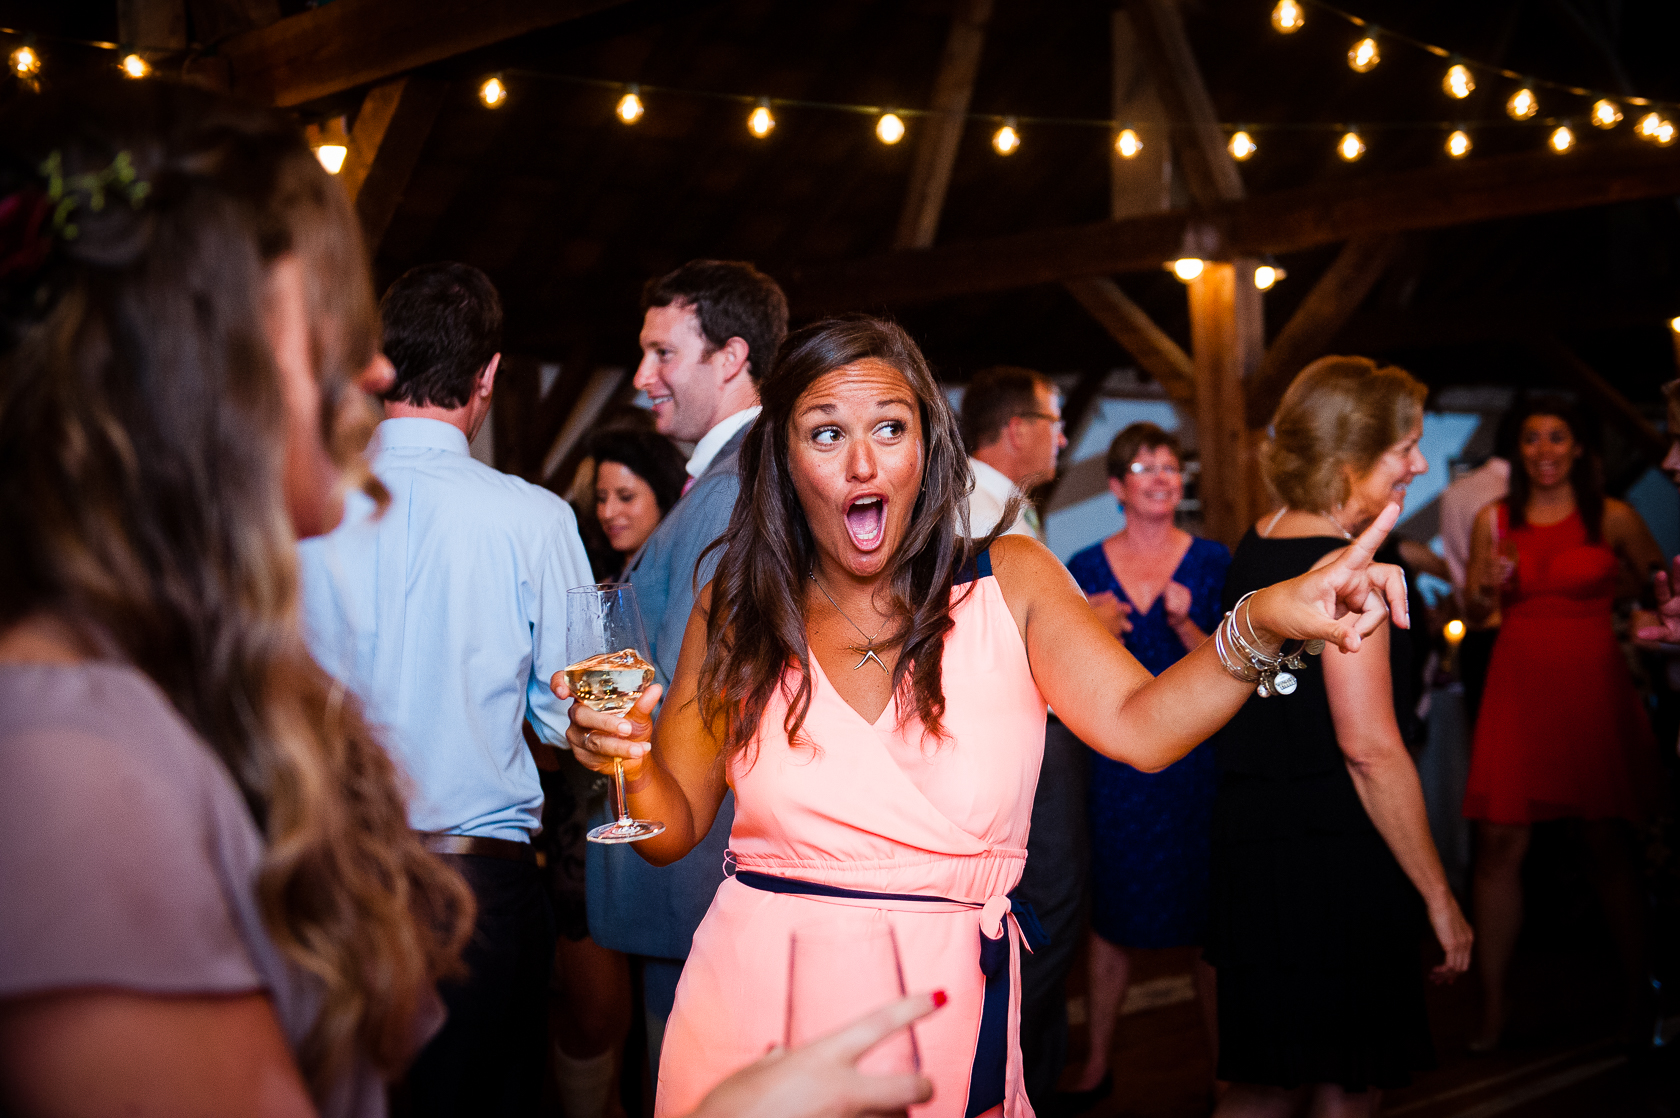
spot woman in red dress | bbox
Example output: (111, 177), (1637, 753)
(1462, 397), (1664, 1050)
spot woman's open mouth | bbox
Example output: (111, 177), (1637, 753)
(845, 496), (886, 550)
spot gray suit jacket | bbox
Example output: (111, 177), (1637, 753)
(585, 427), (744, 960)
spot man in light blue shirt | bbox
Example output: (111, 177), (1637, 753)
(299, 263), (591, 1117)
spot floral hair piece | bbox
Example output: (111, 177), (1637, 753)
(40, 149), (151, 240)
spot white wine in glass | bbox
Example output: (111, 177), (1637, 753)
(565, 584), (666, 844)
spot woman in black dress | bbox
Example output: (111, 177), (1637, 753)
(1209, 356), (1472, 1118)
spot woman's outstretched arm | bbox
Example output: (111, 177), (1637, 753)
(551, 586), (730, 867)
(994, 504), (1409, 774)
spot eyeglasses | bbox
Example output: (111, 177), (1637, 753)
(1127, 462), (1183, 478)
(1016, 412), (1065, 434)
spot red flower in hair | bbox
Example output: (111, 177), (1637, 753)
(0, 185), (54, 282)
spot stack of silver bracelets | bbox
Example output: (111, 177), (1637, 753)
(1214, 590), (1324, 697)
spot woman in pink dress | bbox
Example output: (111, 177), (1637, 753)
(557, 318), (1413, 1117)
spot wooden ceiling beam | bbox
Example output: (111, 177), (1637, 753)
(220, 0), (635, 108)
(893, 0), (994, 250)
(1062, 276), (1194, 403)
(1244, 233), (1403, 427)
(1123, 0), (1242, 207)
(1109, 9), (1173, 220)
(340, 78), (449, 253)
(782, 141), (1680, 315)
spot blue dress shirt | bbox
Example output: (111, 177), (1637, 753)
(298, 418), (593, 842)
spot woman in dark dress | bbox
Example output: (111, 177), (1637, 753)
(1209, 357), (1471, 1118)
(1064, 423), (1230, 1099)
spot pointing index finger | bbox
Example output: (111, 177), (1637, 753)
(1339, 502), (1399, 569)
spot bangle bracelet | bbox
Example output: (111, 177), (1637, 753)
(1216, 591), (1320, 698)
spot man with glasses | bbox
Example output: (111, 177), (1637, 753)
(957, 366), (1080, 1113)
(959, 365), (1067, 541)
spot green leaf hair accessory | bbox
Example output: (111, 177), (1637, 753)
(40, 150), (151, 240)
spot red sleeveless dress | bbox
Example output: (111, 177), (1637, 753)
(1462, 506), (1658, 824)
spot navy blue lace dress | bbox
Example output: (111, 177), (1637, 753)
(1067, 534), (1230, 948)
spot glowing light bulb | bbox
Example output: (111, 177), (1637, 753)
(314, 144), (347, 174)
(1591, 99), (1622, 129)
(1445, 619), (1465, 641)
(748, 100), (775, 138)
(1444, 63), (1474, 100)
(1656, 119), (1676, 146)
(1171, 258), (1204, 282)
(877, 112), (905, 144)
(478, 76), (507, 108)
(616, 87), (644, 124)
(993, 120), (1020, 155)
(1348, 37), (1380, 73)
(1446, 129), (1472, 158)
(1271, 0), (1304, 33)
(1115, 128), (1142, 159)
(1549, 124), (1574, 152)
(1254, 265), (1285, 290)
(1228, 131), (1257, 161)
(1506, 87), (1537, 120)
(1338, 130), (1366, 161)
(1637, 111), (1663, 138)
(1671, 316), (1680, 333)
(9, 44), (40, 77)
(119, 53), (149, 79)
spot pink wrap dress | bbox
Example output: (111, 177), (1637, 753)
(655, 553), (1047, 1118)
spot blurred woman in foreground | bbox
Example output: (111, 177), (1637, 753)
(0, 79), (472, 1116)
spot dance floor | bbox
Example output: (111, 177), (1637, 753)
(1065, 942), (1675, 1118)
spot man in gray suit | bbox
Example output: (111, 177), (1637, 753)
(587, 259), (787, 1075)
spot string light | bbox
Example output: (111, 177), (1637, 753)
(993, 118), (1020, 155)
(1549, 124), (1574, 152)
(616, 85), (644, 123)
(1591, 99), (1622, 129)
(1254, 264), (1286, 290)
(748, 99), (775, 138)
(1228, 130), (1257, 161)
(1671, 316), (1680, 333)
(1443, 62), (1475, 100)
(310, 117), (350, 175)
(1348, 36), (1380, 73)
(9, 43), (40, 78)
(1271, 0), (1305, 33)
(1170, 258), (1205, 282)
(1655, 119), (1676, 146)
(1445, 619), (1465, 641)
(1506, 87), (1538, 120)
(1115, 128), (1142, 158)
(1446, 129), (1471, 158)
(1338, 129), (1366, 161)
(119, 52), (148, 79)
(876, 112), (905, 144)
(478, 76), (507, 108)
(1637, 111), (1663, 138)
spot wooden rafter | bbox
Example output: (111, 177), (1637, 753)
(1062, 276), (1194, 403)
(220, 0), (635, 108)
(782, 141), (1680, 315)
(1123, 0), (1241, 207)
(118, 0), (187, 52)
(1109, 9), (1172, 220)
(340, 78), (449, 252)
(541, 366), (635, 487)
(1244, 233), (1403, 427)
(893, 0), (994, 250)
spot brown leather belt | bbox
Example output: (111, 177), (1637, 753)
(417, 833), (536, 863)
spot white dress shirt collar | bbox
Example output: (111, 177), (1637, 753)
(374, 416), (472, 456)
(969, 456), (1019, 505)
(686, 406), (761, 478)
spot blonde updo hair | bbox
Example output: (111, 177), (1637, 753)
(1261, 355), (1427, 513)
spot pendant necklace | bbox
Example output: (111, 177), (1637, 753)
(809, 572), (892, 671)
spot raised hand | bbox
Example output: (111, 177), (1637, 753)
(1162, 581), (1193, 627)
(1088, 591), (1133, 638)
(687, 993), (940, 1118)
(551, 671), (662, 781)
(1248, 503), (1411, 653)
(1635, 559), (1680, 644)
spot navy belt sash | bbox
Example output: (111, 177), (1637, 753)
(731, 867), (1049, 1117)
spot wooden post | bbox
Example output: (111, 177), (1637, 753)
(1189, 261), (1264, 547)
(893, 0), (993, 250)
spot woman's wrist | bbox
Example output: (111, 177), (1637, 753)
(1241, 588), (1286, 654)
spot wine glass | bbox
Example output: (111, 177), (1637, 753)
(786, 918), (920, 1076)
(566, 583), (666, 844)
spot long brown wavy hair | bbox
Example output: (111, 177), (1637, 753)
(1503, 395), (1605, 543)
(0, 81), (472, 1096)
(697, 316), (1012, 765)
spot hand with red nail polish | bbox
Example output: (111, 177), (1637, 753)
(685, 992), (944, 1118)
